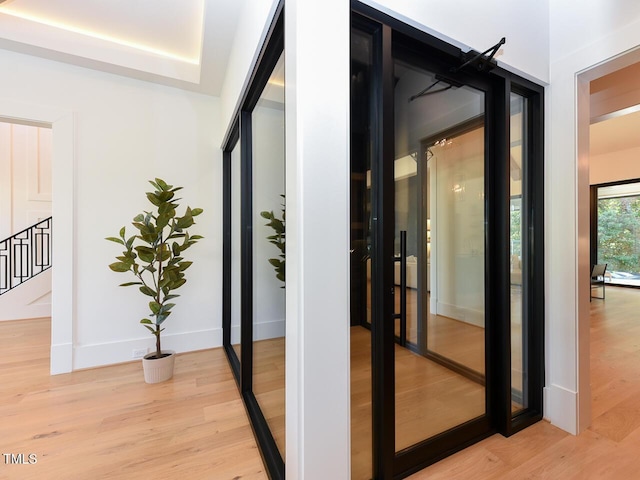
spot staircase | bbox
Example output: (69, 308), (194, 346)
(0, 217), (52, 296)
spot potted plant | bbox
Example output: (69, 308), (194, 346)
(106, 178), (203, 383)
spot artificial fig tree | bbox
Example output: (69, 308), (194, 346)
(260, 194), (285, 285)
(106, 178), (203, 359)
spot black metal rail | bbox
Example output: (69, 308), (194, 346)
(0, 217), (52, 296)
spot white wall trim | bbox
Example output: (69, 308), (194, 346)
(72, 328), (221, 370)
(543, 384), (578, 434)
(0, 99), (75, 375)
(286, 0), (351, 477)
(549, 8), (640, 434)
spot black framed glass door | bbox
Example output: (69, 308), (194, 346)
(350, 3), (544, 479)
(393, 57), (489, 453)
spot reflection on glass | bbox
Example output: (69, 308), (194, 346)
(231, 142), (241, 360)
(393, 59), (486, 451)
(252, 53), (285, 457)
(350, 27), (373, 480)
(597, 182), (640, 287)
(510, 93), (526, 413)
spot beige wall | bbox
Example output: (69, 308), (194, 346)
(590, 146), (640, 185)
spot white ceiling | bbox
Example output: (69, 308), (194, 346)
(0, 0), (245, 95)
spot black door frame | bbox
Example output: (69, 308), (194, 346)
(351, 2), (545, 478)
(590, 177), (640, 290)
(221, 4), (285, 479)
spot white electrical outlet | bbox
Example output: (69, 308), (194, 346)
(132, 348), (148, 359)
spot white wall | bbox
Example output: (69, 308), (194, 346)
(0, 48), (221, 371)
(548, 1), (640, 434)
(252, 102), (286, 340)
(219, 0), (281, 136)
(364, 0), (550, 84)
(0, 122), (52, 321)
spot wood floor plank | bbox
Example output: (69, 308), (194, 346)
(0, 318), (267, 480)
(3, 286), (640, 479)
(410, 286), (640, 479)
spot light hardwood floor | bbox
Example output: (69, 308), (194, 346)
(2, 286), (640, 479)
(0, 318), (267, 480)
(409, 285), (640, 479)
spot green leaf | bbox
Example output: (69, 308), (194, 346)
(159, 202), (176, 216)
(176, 214), (194, 229)
(146, 192), (162, 206)
(139, 286), (156, 297)
(109, 262), (131, 272)
(135, 246), (155, 263)
(140, 318), (153, 324)
(190, 235), (204, 240)
(155, 178), (168, 190)
(119, 281), (142, 287)
(133, 214), (144, 222)
(105, 236), (124, 245)
(149, 301), (162, 314)
(156, 191), (174, 202)
(268, 258), (281, 267)
(157, 244), (171, 262)
(191, 208), (203, 216)
(164, 294), (180, 300)
(160, 303), (175, 313)
(178, 261), (193, 271)
(143, 325), (156, 334)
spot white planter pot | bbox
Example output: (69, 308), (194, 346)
(142, 350), (175, 384)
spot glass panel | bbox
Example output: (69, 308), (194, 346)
(252, 53), (286, 457)
(351, 25), (373, 480)
(350, 27), (373, 480)
(393, 58), (486, 451)
(597, 182), (640, 287)
(231, 141), (241, 360)
(510, 93), (527, 413)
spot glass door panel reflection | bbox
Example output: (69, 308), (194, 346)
(510, 93), (526, 413)
(231, 142), (241, 360)
(350, 27), (374, 480)
(252, 53), (285, 457)
(393, 59), (486, 451)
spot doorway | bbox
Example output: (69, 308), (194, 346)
(0, 103), (74, 375)
(350, 4), (544, 478)
(577, 48), (640, 432)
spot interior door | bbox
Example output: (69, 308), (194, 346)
(391, 54), (490, 460)
(348, 19), (496, 478)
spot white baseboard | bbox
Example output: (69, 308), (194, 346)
(435, 301), (484, 327)
(52, 319), (284, 372)
(72, 327), (222, 370)
(253, 318), (285, 341)
(544, 383), (578, 434)
(50, 342), (73, 375)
